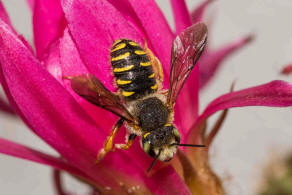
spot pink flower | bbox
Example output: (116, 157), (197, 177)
(0, 0), (292, 194)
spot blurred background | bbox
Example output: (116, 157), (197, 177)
(1, 0), (292, 194)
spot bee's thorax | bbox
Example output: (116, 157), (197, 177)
(136, 97), (170, 131)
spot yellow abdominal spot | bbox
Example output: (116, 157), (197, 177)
(134, 50), (146, 55)
(111, 52), (130, 61)
(117, 79), (132, 85)
(113, 65), (134, 73)
(113, 39), (122, 46)
(111, 43), (126, 52)
(151, 84), (158, 90)
(143, 132), (150, 138)
(140, 61), (151, 66)
(128, 41), (139, 46)
(148, 73), (155, 78)
(164, 124), (171, 127)
(122, 91), (135, 97)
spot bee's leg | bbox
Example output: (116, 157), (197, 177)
(96, 118), (124, 163)
(115, 134), (137, 150)
(160, 89), (169, 96)
(144, 41), (164, 86)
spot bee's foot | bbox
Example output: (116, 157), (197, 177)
(115, 144), (123, 149)
(95, 149), (106, 164)
(115, 143), (129, 150)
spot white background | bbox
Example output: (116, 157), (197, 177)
(1, 0), (292, 194)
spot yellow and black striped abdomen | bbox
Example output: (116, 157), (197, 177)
(110, 39), (157, 101)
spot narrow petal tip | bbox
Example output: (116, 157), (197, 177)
(206, 0), (216, 4)
(243, 33), (255, 44)
(281, 64), (292, 75)
(191, 0), (215, 23)
(233, 33), (255, 48)
(199, 33), (254, 89)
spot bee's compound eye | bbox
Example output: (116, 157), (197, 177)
(142, 141), (150, 154)
(142, 132), (157, 158)
(142, 132), (151, 154)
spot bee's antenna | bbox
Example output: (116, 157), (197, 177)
(171, 143), (205, 147)
(147, 150), (161, 172)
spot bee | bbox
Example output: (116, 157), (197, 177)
(66, 23), (207, 171)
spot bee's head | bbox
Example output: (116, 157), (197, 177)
(142, 124), (180, 162)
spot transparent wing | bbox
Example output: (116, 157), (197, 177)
(167, 23), (208, 107)
(67, 74), (136, 123)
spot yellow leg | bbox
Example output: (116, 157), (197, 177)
(144, 41), (164, 86)
(96, 118), (124, 163)
(115, 134), (137, 150)
(160, 89), (169, 96)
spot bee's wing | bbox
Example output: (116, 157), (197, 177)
(67, 74), (136, 123)
(167, 23), (208, 107)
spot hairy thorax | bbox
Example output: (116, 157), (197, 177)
(126, 95), (173, 135)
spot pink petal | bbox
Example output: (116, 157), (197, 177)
(45, 40), (63, 82)
(124, 0), (174, 83)
(0, 3), (34, 52)
(200, 34), (253, 89)
(26, 0), (36, 11)
(59, 29), (88, 77)
(90, 151), (186, 194)
(58, 29), (117, 133)
(62, 0), (143, 91)
(191, 0), (214, 23)
(0, 2), (13, 28)
(33, 0), (65, 59)
(0, 69), (26, 120)
(0, 20), (113, 186)
(187, 80), (292, 144)
(170, 0), (192, 34)
(0, 96), (15, 115)
(281, 64), (292, 75)
(96, 151), (152, 193)
(53, 170), (71, 195)
(0, 137), (86, 178)
(18, 34), (35, 54)
(95, 152), (157, 193)
(205, 109), (228, 147)
(198, 80), (292, 124)
(0, 6), (34, 56)
(0, 2), (21, 37)
(106, 0), (145, 34)
(0, 50), (31, 122)
(147, 166), (191, 195)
